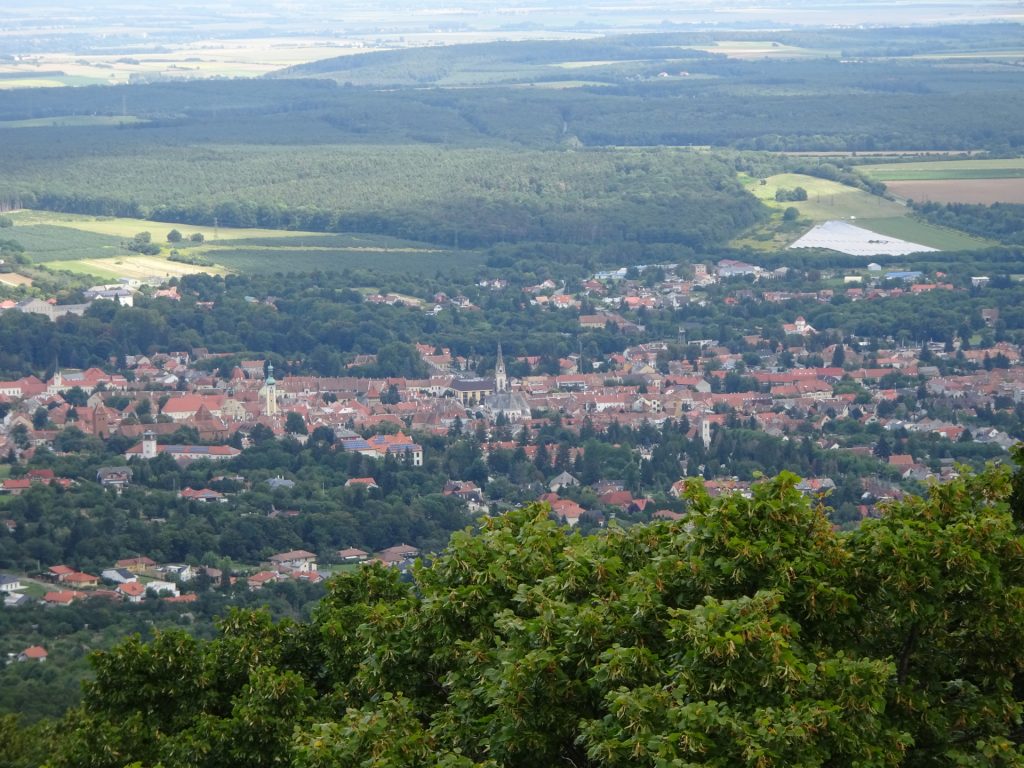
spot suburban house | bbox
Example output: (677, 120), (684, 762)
(336, 547), (370, 563)
(0, 574), (24, 592)
(96, 466), (133, 490)
(269, 549), (317, 573)
(18, 646), (47, 662)
(180, 487), (227, 503)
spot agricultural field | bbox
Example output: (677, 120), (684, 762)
(735, 173), (997, 251)
(5, 210), (480, 278)
(46, 256), (227, 281)
(1, 223), (131, 262)
(683, 40), (839, 59)
(858, 158), (1024, 204)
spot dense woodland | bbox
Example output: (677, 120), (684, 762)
(1, 27), (1023, 249)
(7, 462), (1024, 767)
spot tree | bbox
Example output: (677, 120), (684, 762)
(32, 406), (49, 430)
(285, 412), (308, 435)
(166, 229), (183, 243)
(35, 466), (1024, 768)
(831, 343), (846, 368)
(783, 205), (800, 221)
(189, 232), (205, 243)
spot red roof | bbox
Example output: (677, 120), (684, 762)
(20, 645), (47, 659)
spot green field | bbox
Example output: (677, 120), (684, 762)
(4, 210), (483, 277)
(852, 217), (994, 251)
(2, 224), (131, 262)
(735, 172), (998, 251)
(859, 158), (1024, 181)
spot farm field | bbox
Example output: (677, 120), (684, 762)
(735, 173), (998, 251)
(857, 158), (1024, 181)
(1, 224), (132, 262)
(857, 158), (1024, 204)
(684, 40), (839, 59)
(46, 256), (227, 281)
(0, 116), (147, 129)
(7, 210), (322, 244)
(5, 210), (480, 278)
(883, 179), (1024, 205)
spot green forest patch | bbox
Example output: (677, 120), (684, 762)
(0, 116), (147, 129)
(208, 246), (484, 276)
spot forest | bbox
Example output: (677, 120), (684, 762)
(0, 27), (1023, 251)
(7, 461), (1024, 767)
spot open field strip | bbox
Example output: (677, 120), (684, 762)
(47, 256), (227, 280)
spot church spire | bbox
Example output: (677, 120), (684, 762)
(494, 342), (507, 393)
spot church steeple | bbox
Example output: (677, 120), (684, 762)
(494, 343), (507, 393)
(264, 362), (278, 417)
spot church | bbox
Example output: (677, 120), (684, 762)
(481, 344), (531, 422)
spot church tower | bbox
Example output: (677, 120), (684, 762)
(264, 362), (278, 417)
(494, 343), (507, 394)
(142, 429), (157, 459)
(701, 417), (712, 450)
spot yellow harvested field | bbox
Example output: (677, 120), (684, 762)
(9, 210), (320, 242)
(886, 178), (1024, 205)
(0, 273), (33, 287)
(49, 256), (225, 280)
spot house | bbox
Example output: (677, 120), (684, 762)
(43, 590), (82, 606)
(336, 547), (370, 563)
(269, 549), (317, 573)
(0, 574), (24, 592)
(179, 487), (227, 503)
(345, 477), (379, 490)
(18, 646), (47, 662)
(246, 571), (279, 590)
(0, 478), (32, 495)
(47, 565), (76, 582)
(549, 471), (580, 493)
(145, 580), (179, 598)
(62, 571), (99, 588)
(117, 581), (146, 603)
(115, 556), (157, 573)
(374, 544), (420, 567)
(101, 568), (137, 585)
(96, 466), (133, 490)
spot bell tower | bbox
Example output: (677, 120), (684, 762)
(264, 362), (278, 417)
(494, 343), (507, 394)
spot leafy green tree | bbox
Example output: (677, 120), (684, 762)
(285, 412), (308, 435)
(167, 229), (183, 243)
(37, 466), (1024, 768)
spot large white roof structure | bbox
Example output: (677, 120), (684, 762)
(789, 220), (938, 256)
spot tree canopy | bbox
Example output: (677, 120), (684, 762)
(22, 458), (1024, 768)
